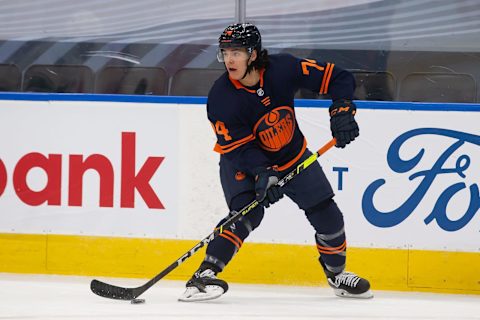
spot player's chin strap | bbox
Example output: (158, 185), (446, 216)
(90, 138), (337, 302)
(241, 50), (256, 79)
(240, 64), (252, 80)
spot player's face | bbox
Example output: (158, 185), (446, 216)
(219, 48), (255, 80)
(218, 47), (250, 63)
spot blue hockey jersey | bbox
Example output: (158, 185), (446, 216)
(207, 53), (355, 175)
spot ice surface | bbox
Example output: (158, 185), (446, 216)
(1, 273), (479, 320)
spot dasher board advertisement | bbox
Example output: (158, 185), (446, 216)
(0, 96), (479, 253)
(0, 99), (179, 238)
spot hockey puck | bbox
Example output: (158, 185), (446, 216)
(130, 298), (146, 304)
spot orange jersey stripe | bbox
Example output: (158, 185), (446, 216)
(229, 69), (265, 93)
(259, 68), (265, 87)
(319, 63), (330, 94)
(323, 63), (334, 94)
(213, 134), (255, 154)
(319, 63), (334, 94)
(276, 138), (307, 171)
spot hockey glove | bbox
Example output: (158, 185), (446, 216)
(329, 99), (359, 148)
(254, 167), (284, 208)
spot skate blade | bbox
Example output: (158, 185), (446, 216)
(178, 285), (225, 302)
(333, 288), (374, 299)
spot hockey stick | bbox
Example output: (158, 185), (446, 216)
(90, 138), (337, 301)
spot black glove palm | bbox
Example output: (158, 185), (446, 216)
(254, 167), (284, 208)
(329, 99), (359, 148)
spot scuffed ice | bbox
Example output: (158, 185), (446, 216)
(0, 273), (479, 320)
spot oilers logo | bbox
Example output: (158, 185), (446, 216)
(253, 106), (295, 151)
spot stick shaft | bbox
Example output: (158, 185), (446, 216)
(90, 138), (336, 300)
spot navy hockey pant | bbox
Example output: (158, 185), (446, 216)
(203, 149), (347, 275)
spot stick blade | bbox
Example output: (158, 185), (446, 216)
(90, 279), (137, 300)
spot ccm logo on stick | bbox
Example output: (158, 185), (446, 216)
(0, 132), (165, 209)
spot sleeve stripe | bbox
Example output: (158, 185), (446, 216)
(213, 134), (255, 154)
(319, 63), (331, 94)
(324, 63), (334, 94)
(319, 63), (334, 94)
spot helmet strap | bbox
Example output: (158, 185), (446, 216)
(241, 62), (251, 80)
(241, 49), (256, 79)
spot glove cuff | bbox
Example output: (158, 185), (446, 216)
(329, 99), (356, 117)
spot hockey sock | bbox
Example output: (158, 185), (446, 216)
(204, 192), (265, 270)
(305, 198), (347, 274)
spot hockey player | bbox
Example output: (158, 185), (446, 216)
(179, 23), (372, 302)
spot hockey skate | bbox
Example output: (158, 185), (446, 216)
(320, 258), (373, 298)
(326, 270), (373, 299)
(178, 268), (229, 302)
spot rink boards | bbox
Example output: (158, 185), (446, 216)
(0, 93), (479, 294)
